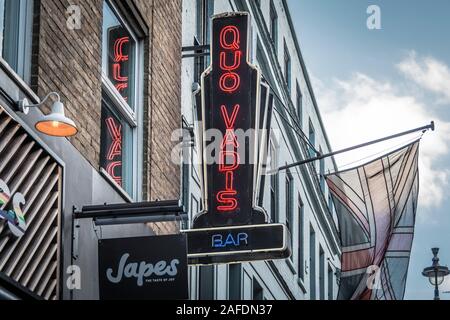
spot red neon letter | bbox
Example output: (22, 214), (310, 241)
(220, 51), (242, 71)
(105, 117), (122, 161)
(219, 151), (240, 172)
(106, 161), (122, 186)
(219, 73), (240, 93)
(217, 191), (238, 211)
(217, 171), (238, 211)
(221, 105), (240, 129)
(114, 37), (129, 62)
(112, 64), (128, 82)
(220, 25), (240, 50)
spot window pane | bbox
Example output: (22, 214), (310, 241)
(1, 0), (33, 82)
(199, 266), (215, 300)
(319, 247), (325, 300)
(0, 0), (6, 62)
(308, 120), (315, 157)
(328, 266), (334, 300)
(270, 1), (277, 49)
(310, 226), (316, 300)
(298, 198), (305, 280)
(229, 264), (241, 300)
(100, 98), (133, 194)
(252, 278), (264, 300)
(102, 1), (136, 110)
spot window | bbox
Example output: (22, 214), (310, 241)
(252, 278), (264, 301)
(309, 225), (316, 300)
(195, 0), (214, 79)
(199, 265), (215, 300)
(100, 95), (134, 192)
(319, 247), (325, 300)
(298, 195), (305, 281)
(308, 119), (315, 158)
(328, 265), (334, 300)
(328, 194), (334, 216)
(285, 171), (294, 256)
(319, 147), (325, 193)
(229, 264), (241, 300)
(296, 82), (303, 127)
(284, 41), (291, 92)
(100, 0), (142, 198)
(0, 0), (34, 83)
(269, 0), (278, 50)
(269, 141), (279, 223)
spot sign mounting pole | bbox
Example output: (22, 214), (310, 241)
(277, 121), (435, 172)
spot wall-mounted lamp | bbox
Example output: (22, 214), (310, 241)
(16, 92), (78, 137)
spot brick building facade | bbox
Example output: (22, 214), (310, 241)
(33, 0), (182, 203)
(0, 0), (184, 299)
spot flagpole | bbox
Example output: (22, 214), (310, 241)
(276, 121), (435, 172)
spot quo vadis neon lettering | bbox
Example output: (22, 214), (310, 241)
(0, 179), (27, 238)
(216, 25), (243, 213)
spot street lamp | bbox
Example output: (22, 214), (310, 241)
(422, 248), (450, 300)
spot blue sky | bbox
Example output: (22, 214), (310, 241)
(287, 0), (450, 300)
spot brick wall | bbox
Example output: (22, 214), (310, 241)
(147, 0), (182, 202)
(33, 0), (103, 167)
(33, 0), (182, 232)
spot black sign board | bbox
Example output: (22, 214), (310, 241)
(98, 235), (188, 300)
(187, 12), (291, 265)
(185, 224), (290, 265)
(193, 12), (266, 229)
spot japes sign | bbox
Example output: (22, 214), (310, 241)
(98, 234), (188, 300)
(185, 12), (290, 265)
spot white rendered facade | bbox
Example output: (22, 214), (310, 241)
(181, 0), (341, 300)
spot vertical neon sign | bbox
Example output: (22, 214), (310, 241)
(193, 13), (267, 229)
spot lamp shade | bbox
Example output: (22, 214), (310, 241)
(429, 274), (445, 286)
(35, 101), (78, 137)
(422, 265), (450, 286)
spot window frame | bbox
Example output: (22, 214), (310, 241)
(284, 40), (291, 93)
(298, 194), (305, 281)
(285, 170), (294, 259)
(319, 147), (325, 193)
(319, 246), (325, 300)
(0, 0), (34, 84)
(101, 0), (144, 201)
(269, 0), (278, 50)
(269, 139), (279, 223)
(252, 277), (264, 301)
(328, 265), (334, 300)
(296, 81), (303, 126)
(308, 119), (316, 158)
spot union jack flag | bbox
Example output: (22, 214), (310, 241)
(326, 141), (420, 300)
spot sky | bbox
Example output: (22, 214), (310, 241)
(287, 0), (450, 300)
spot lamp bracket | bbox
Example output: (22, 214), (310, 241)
(16, 92), (61, 115)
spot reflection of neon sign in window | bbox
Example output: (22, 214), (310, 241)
(112, 36), (129, 101)
(216, 25), (243, 213)
(105, 117), (123, 186)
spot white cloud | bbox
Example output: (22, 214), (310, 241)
(314, 67), (450, 212)
(397, 51), (450, 103)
